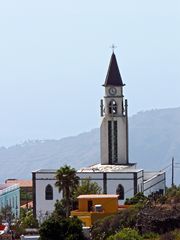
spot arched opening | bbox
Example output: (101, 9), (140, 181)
(109, 100), (117, 114)
(116, 184), (124, 200)
(45, 184), (53, 200)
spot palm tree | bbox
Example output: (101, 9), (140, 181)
(55, 165), (79, 217)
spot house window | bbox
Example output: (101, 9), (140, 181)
(88, 200), (93, 212)
(45, 185), (53, 200)
(116, 184), (124, 200)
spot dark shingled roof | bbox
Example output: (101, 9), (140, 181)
(104, 52), (124, 86)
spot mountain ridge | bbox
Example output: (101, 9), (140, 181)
(1, 107), (180, 185)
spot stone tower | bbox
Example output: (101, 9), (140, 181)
(100, 52), (129, 165)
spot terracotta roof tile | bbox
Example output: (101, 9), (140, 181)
(5, 179), (32, 187)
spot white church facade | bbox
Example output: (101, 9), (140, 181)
(32, 52), (166, 220)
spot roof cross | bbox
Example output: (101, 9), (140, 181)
(110, 44), (117, 53)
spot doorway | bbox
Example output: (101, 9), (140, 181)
(88, 200), (93, 212)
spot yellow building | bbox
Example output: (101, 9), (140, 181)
(71, 194), (119, 227)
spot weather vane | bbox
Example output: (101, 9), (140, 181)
(110, 44), (117, 53)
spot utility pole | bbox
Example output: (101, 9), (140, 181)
(172, 157), (174, 187)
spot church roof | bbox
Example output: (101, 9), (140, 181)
(77, 163), (138, 173)
(104, 52), (124, 86)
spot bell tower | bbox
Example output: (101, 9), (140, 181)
(100, 52), (129, 165)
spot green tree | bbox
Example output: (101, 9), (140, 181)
(74, 178), (101, 198)
(55, 165), (79, 217)
(52, 200), (66, 218)
(20, 188), (32, 205)
(39, 215), (85, 240)
(0, 206), (14, 224)
(165, 185), (180, 204)
(107, 228), (143, 240)
(13, 219), (26, 239)
(125, 192), (147, 205)
(20, 207), (27, 219)
(20, 209), (38, 228)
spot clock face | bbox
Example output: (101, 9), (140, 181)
(108, 87), (117, 95)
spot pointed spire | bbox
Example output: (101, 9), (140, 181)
(103, 52), (124, 86)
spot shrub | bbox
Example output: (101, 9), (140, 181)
(39, 215), (85, 240)
(107, 228), (143, 240)
(172, 229), (180, 240)
(125, 193), (147, 205)
(142, 231), (159, 239)
(165, 186), (180, 204)
(21, 209), (39, 228)
(160, 232), (174, 240)
(91, 207), (139, 240)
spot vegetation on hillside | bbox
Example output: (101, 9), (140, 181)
(91, 185), (180, 240)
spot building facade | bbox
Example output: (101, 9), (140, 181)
(32, 52), (166, 220)
(0, 183), (20, 218)
(71, 194), (119, 227)
(5, 179), (32, 207)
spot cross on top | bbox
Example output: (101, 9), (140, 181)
(110, 44), (117, 53)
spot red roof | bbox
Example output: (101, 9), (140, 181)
(5, 179), (32, 187)
(0, 225), (5, 230)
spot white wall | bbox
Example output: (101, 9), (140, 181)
(100, 116), (127, 165)
(78, 171), (137, 203)
(35, 172), (62, 222)
(144, 172), (166, 196)
(77, 173), (104, 191)
(34, 169), (166, 221)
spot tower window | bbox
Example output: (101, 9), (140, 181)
(109, 100), (117, 114)
(116, 184), (124, 200)
(108, 120), (118, 164)
(108, 121), (112, 164)
(45, 184), (53, 200)
(114, 121), (118, 162)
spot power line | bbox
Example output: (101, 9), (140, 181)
(159, 164), (171, 172)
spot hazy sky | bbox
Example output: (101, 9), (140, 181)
(0, 0), (179, 146)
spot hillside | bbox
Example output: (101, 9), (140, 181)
(0, 107), (180, 184)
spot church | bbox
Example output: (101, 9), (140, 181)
(32, 52), (166, 221)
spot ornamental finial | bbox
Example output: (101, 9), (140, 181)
(110, 44), (117, 53)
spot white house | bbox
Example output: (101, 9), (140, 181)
(32, 52), (166, 220)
